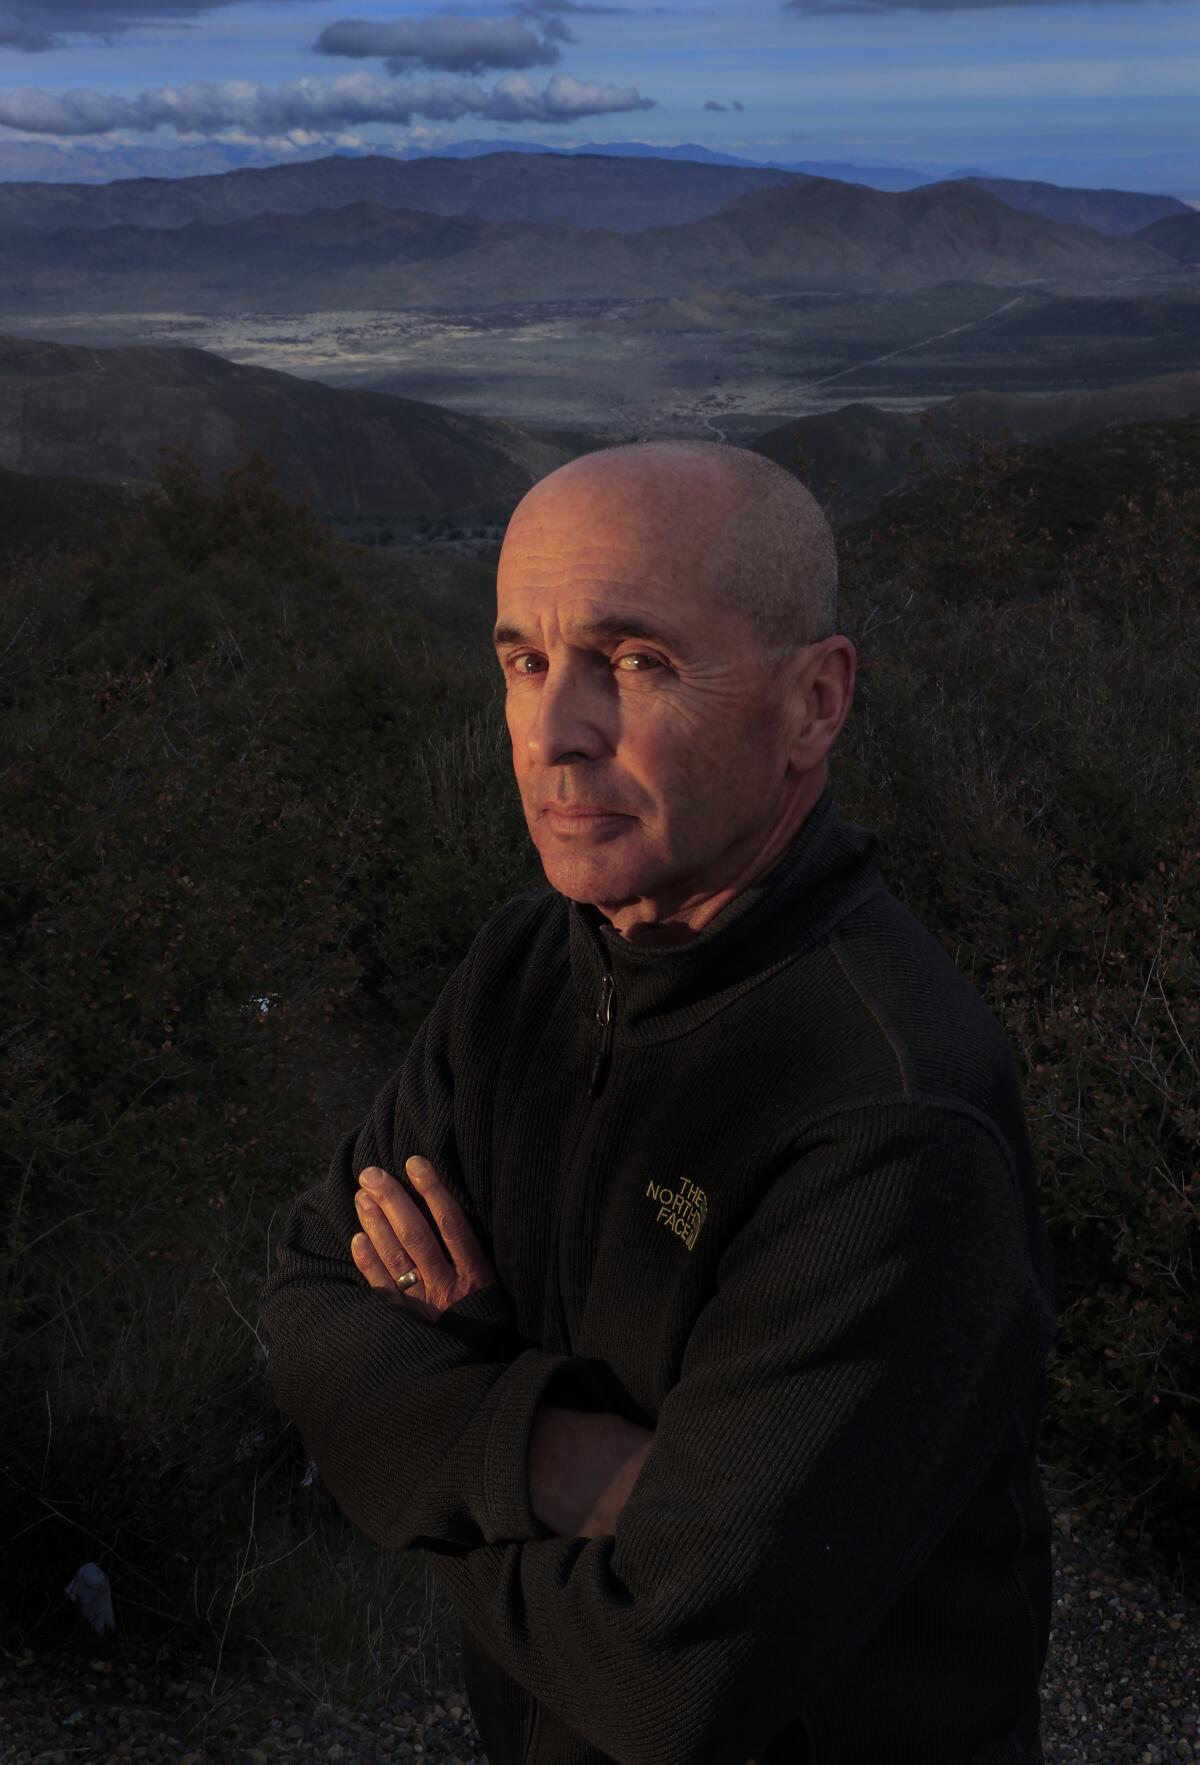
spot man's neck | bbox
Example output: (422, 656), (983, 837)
(603, 770), (827, 948)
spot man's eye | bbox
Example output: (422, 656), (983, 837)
(506, 652), (663, 675)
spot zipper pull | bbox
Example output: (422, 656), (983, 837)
(588, 972), (615, 1098)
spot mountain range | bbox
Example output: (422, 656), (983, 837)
(0, 176), (1184, 320)
(0, 150), (796, 236)
(0, 150), (1188, 238)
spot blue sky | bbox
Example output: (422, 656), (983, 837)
(0, 0), (1197, 194)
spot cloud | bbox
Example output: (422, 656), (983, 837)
(732, 99), (744, 111)
(0, 71), (655, 137)
(314, 16), (562, 77)
(0, 1), (313, 51)
(487, 70), (654, 121)
(703, 99), (726, 111)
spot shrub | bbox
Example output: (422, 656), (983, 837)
(1, 449), (537, 1682)
(2, 430), (1196, 1690)
(835, 425), (1199, 1547)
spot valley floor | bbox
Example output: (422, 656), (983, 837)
(6, 267), (1196, 444)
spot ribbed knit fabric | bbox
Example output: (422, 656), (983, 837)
(260, 784), (1059, 1765)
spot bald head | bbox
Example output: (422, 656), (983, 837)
(495, 436), (857, 938)
(506, 439), (838, 660)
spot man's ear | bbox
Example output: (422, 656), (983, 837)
(782, 638), (857, 769)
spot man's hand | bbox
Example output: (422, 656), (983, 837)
(529, 1405), (655, 1540)
(352, 1159), (655, 1539)
(351, 1157), (501, 1327)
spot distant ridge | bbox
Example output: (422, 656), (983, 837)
(0, 149), (1187, 243)
(0, 177), (1174, 318)
(0, 152), (801, 236)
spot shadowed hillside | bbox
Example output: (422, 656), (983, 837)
(0, 463), (134, 559)
(0, 335), (598, 520)
(750, 370), (1200, 524)
(963, 176), (1189, 236)
(1137, 209), (1200, 263)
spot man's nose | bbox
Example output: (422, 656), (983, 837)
(524, 663), (609, 767)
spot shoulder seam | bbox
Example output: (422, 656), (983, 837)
(785, 1092), (1056, 1328)
(829, 933), (915, 1098)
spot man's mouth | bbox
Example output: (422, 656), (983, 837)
(543, 805), (629, 828)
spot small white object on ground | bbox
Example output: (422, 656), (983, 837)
(64, 1562), (115, 1635)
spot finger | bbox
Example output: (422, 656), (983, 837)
(404, 1157), (494, 1283)
(350, 1231), (407, 1305)
(357, 1168), (450, 1292)
(354, 1187), (431, 1290)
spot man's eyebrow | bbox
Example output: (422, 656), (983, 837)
(492, 615), (685, 650)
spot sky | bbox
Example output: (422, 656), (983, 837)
(0, 0), (1197, 195)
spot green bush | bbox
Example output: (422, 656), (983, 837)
(1, 433), (1196, 1692)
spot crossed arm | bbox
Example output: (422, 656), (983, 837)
(350, 1154), (655, 1542)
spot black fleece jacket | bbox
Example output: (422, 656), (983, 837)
(259, 785), (1059, 1765)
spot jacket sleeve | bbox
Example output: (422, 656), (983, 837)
(258, 910), (603, 1554)
(421, 1100), (1059, 1765)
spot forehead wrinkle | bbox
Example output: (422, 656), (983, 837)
(500, 534), (715, 588)
(501, 542), (679, 572)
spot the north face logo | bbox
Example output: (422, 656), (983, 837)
(645, 1177), (708, 1251)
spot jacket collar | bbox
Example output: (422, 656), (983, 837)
(566, 785), (885, 1043)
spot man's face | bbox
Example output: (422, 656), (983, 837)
(494, 467), (796, 922)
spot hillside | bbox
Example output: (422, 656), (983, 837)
(0, 178), (1176, 320)
(0, 462), (134, 558)
(839, 408), (1200, 552)
(749, 370), (1200, 524)
(963, 177), (1189, 237)
(656, 177), (1171, 294)
(0, 150), (801, 236)
(1136, 211), (1200, 264)
(0, 335), (596, 519)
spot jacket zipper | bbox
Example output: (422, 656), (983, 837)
(550, 969), (616, 1357)
(588, 971), (616, 1099)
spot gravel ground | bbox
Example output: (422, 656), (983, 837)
(2, 1473), (1196, 1765)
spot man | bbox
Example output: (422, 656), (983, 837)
(260, 440), (1058, 1765)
